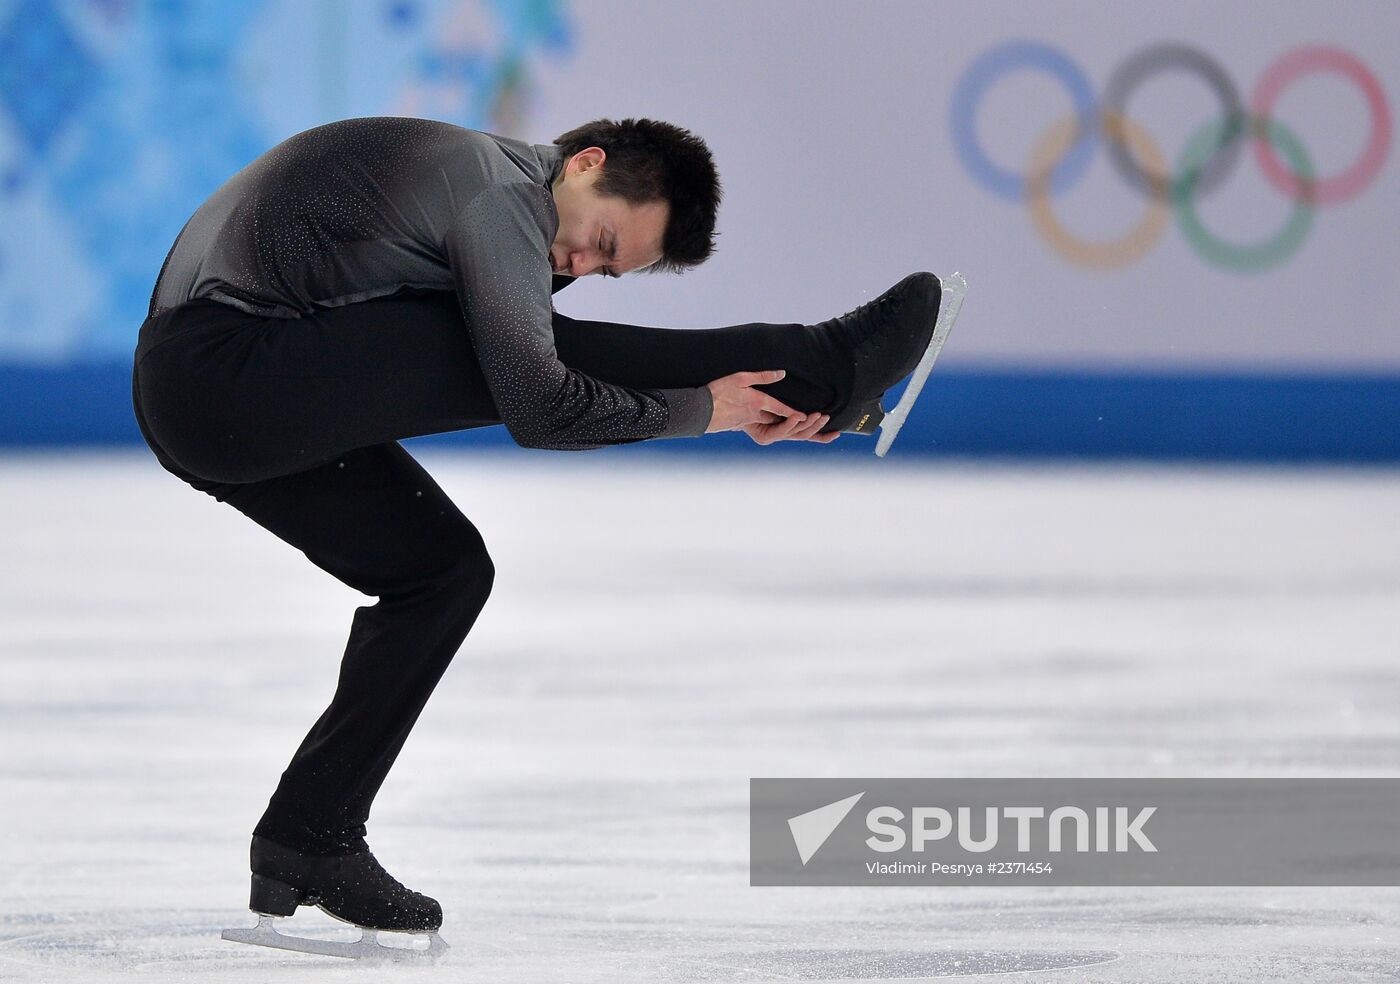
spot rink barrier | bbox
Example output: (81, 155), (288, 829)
(3, 363), (1399, 462)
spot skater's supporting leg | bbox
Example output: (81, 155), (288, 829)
(223, 444), (494, 852)
(220, 445), (490, 852)
(136, 357), (492, 851)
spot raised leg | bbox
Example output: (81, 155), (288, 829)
(134, 291), (846, 485)
(549, 310), (850, 417)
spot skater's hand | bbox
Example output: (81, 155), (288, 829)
(742, 411), (840, 445)
(704, 370), (803, 434)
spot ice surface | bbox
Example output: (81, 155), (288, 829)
(2, 450), (1398, 982)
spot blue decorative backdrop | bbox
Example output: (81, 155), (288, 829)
(0, 0), (571, 366)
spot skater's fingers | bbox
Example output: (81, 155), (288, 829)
(746, 411), (835, 446)
(744, 412), (801, 445)
(751, 393), (802, 420)
(789, 412), (829, 439)
(729, 369), (787, 389)
(755, 414), (805, 444)
(800, 411), (828, 439)
(775, 412), (810, 437)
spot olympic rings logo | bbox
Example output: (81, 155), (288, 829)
(950, 41), (1392, 272)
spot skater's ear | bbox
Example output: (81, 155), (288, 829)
(565, 147), (607, 179)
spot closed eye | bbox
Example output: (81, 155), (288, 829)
(599, 232), (619, 278)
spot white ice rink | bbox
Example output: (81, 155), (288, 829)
(2, 450), (1398, 982)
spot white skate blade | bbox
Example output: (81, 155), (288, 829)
(221, 914), (449, 962)
(874, 271), (968, 457)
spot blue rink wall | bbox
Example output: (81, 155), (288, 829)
(5, 363), (1398, 462)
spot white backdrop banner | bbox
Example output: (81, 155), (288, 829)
(532, 1), (1399, 372)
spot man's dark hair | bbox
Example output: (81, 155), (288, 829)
(554, 118), (721, 274)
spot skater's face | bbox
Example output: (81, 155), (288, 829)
(549, 148), (669, 279)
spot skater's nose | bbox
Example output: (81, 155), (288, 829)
(560, 248), (607, 278)
(572, 254), (598, 277)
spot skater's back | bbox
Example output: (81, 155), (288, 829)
(149, 117), (562, 321)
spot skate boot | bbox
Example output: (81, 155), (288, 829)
(813, 272), (943, 436)
(248, 834), (442, 930)
(221, 835), (448, 960)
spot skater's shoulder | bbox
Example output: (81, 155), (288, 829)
(283, 115), (467, 149)
(278, 117), (555, 179)
(452, 126), (562, 187)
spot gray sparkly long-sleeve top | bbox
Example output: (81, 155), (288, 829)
(148, 116), (713, 449)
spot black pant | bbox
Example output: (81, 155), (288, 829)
(131, 289), (844, 854)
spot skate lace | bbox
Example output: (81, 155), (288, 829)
(319, 850), (417, 901)
(825, 288), (905, 364)
(363, 851), (415, 896)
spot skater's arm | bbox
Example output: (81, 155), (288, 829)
(444, 181), (713, 450)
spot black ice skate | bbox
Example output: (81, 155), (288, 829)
(817, 271), (968, 456)
(220, 835), (448, 961)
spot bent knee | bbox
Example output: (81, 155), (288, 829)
(448, 546), (495, 602)
(413, 540), (494, 610)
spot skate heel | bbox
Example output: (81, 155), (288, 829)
(249, 874), (302, 916)
(844, 399), (884, 435)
